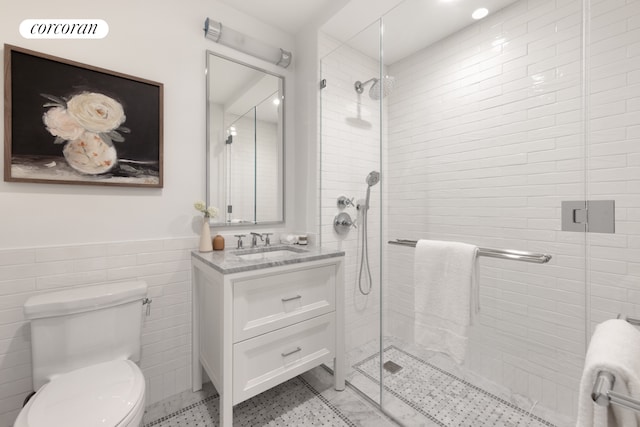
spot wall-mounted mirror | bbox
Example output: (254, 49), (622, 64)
(206, 51), (284, 225)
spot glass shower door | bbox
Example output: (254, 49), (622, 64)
(319, 18), (384, 405)
(318, 0), (640, 425)
(585, 0), (640, 371)
(379, 0), (586, 425)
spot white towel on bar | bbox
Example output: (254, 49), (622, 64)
(576, 319), (640, 427)
(413, 239), (478, 364)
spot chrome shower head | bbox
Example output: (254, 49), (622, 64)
(354, 76), (395, 99)
(366, 170), (380, 187)
(369, 76), (395, 100)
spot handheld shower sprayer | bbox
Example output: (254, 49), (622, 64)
(358, 171), (380, 296)
(363, 170), (380, 210)
(366, 170), (381, 187)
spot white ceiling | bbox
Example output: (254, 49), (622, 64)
(218, 0), (339, 34)
(325, 0), (520, 64)
(219, 0), (520, 65)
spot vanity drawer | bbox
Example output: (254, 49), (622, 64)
(232, 313), (334, 404)
(233, 264), (335, 342)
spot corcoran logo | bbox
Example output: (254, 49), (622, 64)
(19, 19), (109, 39)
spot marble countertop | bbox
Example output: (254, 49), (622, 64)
(191, 244), (345, 274)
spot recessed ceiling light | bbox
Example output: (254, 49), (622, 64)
(273, 98), (281, 106)
(472, 7), (489, 20)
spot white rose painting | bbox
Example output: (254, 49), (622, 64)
(4, 44), (163, 188)
(42, 92), (127, 175)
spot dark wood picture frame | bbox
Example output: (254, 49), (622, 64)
(4, 44), (163, 187)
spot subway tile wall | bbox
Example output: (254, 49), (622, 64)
(587, 0), (640, 326)
(386, 0), (586, 418)
(320, 0), (640, 421)
(319, 29), (384, 363)
(0, 238), (196, 426)
(383, 0), (640, 420)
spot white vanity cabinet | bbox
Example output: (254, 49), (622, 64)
(191, 250), (345, 427)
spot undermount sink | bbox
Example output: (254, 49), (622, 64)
(232, 246), (309, 261)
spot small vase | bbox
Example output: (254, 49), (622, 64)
(199, 218), (213, 252)
(213, 234), (225, 250)
(63, 132), (118, 175)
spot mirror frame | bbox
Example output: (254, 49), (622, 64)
(205, 50), (285, 226)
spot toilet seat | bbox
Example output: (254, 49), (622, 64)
(14, 360), (145, 427)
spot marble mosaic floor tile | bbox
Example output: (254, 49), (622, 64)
(144, 375), (358, 427)
(354, 346), (558, 427)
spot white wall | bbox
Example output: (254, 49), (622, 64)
(292, 0), (354, 236)
(0, 1), (295, 425)
(0, 0), (295, 249)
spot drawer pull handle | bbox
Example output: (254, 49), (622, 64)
(281, 295), (302, 302)
(281, 346), (302, 357)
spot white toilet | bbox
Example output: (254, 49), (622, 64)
(14, 281), (148, 427)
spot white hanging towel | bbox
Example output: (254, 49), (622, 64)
(413, 239), (478, 364)
(576, 319), (640, 427)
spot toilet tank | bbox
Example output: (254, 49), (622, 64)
(24, 281), (148, 390)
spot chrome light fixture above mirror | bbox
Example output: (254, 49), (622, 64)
(204, 18), (292, 68)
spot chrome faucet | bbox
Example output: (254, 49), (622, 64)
(250, 232), (263, 248)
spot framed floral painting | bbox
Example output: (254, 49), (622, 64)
(3, 44), (163, 187)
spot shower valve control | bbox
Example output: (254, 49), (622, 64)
(333, 212), (356, 235)
(337, 195), (355, 209)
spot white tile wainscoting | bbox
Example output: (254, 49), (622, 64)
(0, 237), (196, 427)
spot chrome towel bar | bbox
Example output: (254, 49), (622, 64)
(388, 239), (552, 264)
(618, 315), (640, 327)
(591, 317), (640, 414)
(592, 370), (640, 413)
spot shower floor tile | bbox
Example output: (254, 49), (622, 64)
(353, 345), (563, 427)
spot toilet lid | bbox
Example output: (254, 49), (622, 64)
(27, 360), (144, 427)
